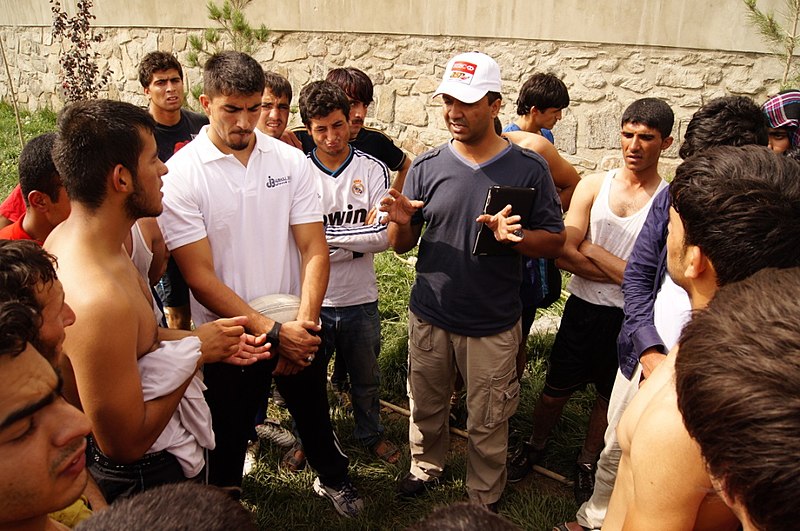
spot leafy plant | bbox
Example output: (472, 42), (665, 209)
(744, 0), (800, 87)
(186, 0), (269, 100)
(50, 0), (112, 102)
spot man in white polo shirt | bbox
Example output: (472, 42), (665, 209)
(158, 51), (363, 517)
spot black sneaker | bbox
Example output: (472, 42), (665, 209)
(574, 461), (596, 504)
(396, 472), (438, 498)
(506, 442), (545, 483)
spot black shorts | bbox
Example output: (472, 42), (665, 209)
(543, 295), (623, 400)
(155, 256), (190, 307)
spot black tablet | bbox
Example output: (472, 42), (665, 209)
(473, 185), (537, 256)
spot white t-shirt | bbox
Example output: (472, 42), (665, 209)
(310, 147), (390, 307)
(158, 127), (322, 326)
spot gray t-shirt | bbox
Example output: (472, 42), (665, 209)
(405, 141), (564, 336)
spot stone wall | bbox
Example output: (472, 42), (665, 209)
(0, 26), (784, 175)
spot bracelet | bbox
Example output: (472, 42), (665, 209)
(267, 321), (281, 349)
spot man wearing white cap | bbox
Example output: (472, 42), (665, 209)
(381, 51), (565, 509)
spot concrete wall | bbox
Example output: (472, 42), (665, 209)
(0, 1), (788, 173)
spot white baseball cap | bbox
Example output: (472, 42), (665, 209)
(433, 52), (502, 104)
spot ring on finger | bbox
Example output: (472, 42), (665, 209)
(306, 355), (314, 363)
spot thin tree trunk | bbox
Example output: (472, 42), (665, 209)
(0, 34), (24, 149)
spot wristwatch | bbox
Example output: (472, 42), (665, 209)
(509, 228), (525, 246)
(267, 321), (281, 348)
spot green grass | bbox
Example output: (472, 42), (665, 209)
(0, 102), (58, 197)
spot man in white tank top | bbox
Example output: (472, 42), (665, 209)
(508, 99), (674, 507)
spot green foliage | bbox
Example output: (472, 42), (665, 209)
(0, 103), (57, 197)
(187, 0), (270, 70)
(50, 0), (112, 102)
(744, 0), (800, 87)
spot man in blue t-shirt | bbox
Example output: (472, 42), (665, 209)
(381, 52), (565, 510)
(503, 72), (570, 144)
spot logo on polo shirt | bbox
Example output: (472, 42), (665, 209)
(449, 61), (477, 84)
(266, 175), (291, 188)
(351, 179), (364, 196)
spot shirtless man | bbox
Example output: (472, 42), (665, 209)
(604, 145), (800, 530)
(676, 267), (800, 531)
(514, 99), (673, 501)
(504, 72), (570, 144)
(44, 99), (267, 502)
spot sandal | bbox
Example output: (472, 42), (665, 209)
(372, 438), (401, 464)
(280, 442), (306, 472)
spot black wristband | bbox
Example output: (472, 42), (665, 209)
(267, 321), (281, 349)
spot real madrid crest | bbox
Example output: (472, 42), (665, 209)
(352, 179), (365, 196)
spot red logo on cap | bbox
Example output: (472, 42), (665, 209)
(449, 61), (477, 83)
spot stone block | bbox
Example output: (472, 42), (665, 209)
(350, 40), (370, 59)
(559, 47), (599, 60)
(307, 37), (326, 57)
(553, 114), (578, 155)
(655, 65), (704, 89)
(723, 65), (763, 95)
(570, 87), (606, 103)
(563, 154), (597, 172)
(275, 41), (307, 62)
(596, 58), (620, 73)
(579, 72), (607, 89)
(158, 32), (173, 51)
(253, 43), (274, 63)
(612, 75), (652, 94)
(704, 68), (723, 85)
(585, 106), (623, 149)
(374, 85), (396, 123)
(413, 76), (439, 95)
(626, 59), (646, 74)
(374, 47), (399, 60)
(328, 40), (343, 56)
(396, 97), (427, 127)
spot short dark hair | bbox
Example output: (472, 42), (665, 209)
(138, 51), (184, 88)
(670, 145), (800, 286)
(263, 71), (292, 102)
(515, 72), (569, 116)
(298, 80), (351, 127)
(486, 91), (502, 106)
(325, 67), (374, 105)
(0, 300), (37, 359)
(0, 240), (58, 332)
(679, 96), (768, 160)
(73, 483), (257, 531)
(203, 51), (265, 99)
(620, 97), (674, 139)
(408, 502), (521, 531)
(53, 99), (155, 210)
(676, 267), (800, 531)
(18, 133), (60, 206)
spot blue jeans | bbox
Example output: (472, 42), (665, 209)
(321, 301), (384, 446)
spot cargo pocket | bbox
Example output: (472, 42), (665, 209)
(408, 311), (433, 352)
(484, 368), (520, 428)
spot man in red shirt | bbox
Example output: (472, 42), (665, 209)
(0, 133), (70, 242)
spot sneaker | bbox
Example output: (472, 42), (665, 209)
(280, 442), (306, 473)
(506, 441), (545, 483)
(255, 419), (296, 448)
(574, 461), (596, 504)
(243, 440), (259, 476)
(312, 476), (364, 518)
(396, 472), (438, 498)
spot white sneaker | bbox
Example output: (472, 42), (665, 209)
(312, 476), (364, 518)
(243, 440), (259, 476)
(255, 419), (296, 448)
